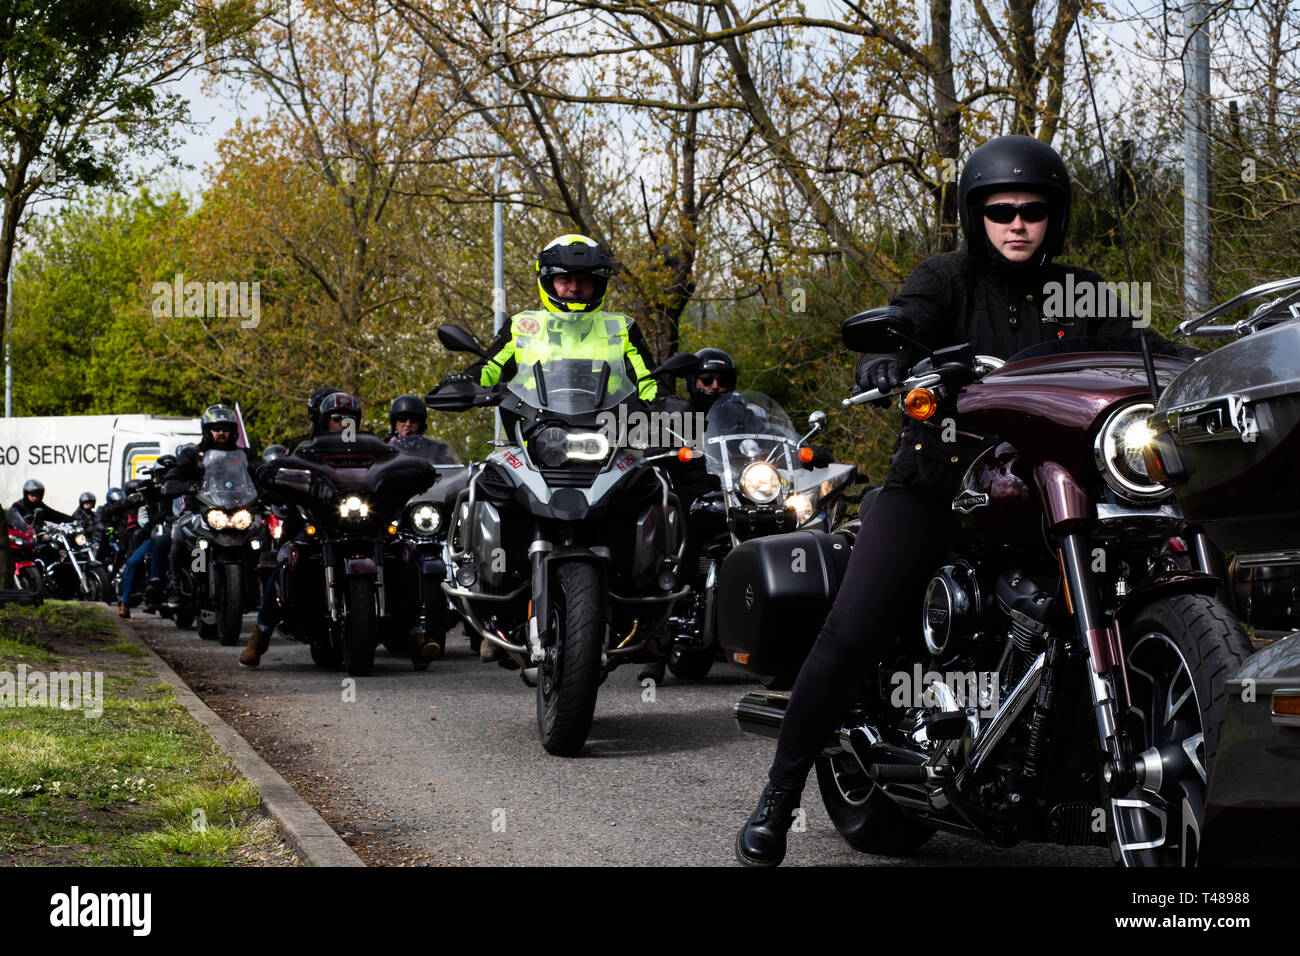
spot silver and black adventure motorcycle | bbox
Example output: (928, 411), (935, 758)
(428, 324), (696, 756)
(722, 309), (1253, 866)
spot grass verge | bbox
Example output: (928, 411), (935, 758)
(0, 600), (299, 865)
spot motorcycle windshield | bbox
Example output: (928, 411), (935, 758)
(506, 342), (634, 417)
(703, 391), (802, 479)
(199, 449), (258, 510)
(6, 508), (29, 532)
(389, 434), (461, 465)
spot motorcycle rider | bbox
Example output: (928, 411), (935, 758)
(74, 492), (97, 529)
(164, 406), (251, 608)
(11, 479), (73, 527)
(386, 393), (456, 464)
(735, 134), (1193, 866)
(117, 472), (170, 618)
(436, 234), (660, 405)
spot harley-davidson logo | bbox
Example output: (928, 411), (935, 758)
(517, 316), (540, 335)
(744, 583), (754, 611)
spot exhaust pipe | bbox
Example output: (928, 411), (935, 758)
(733, 691), (791, 739)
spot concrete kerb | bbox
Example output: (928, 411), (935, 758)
(115, 617), (365, 867)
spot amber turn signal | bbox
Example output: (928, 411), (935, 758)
(798, 446), (814, 464)
(733, 652), (750, 665)
(904, 388), (938, 421)
(677, 446), (694, 462)
(1272, 690), (1300, 717)
(305, 524), (317, 536)
(386, 523), (398, 535)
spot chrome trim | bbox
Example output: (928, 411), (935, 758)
(1135, 746), (1164, 794)
(1093, 402), (1170, 501)
(608, 586), (691, 604)
(1236, 549), (1300, 568)
(969, 652), (1045, 771)
(1112, 798), (1167, 852)
(951, 491), (989, 514)
(1177, 275), (1300, 338)
(1165, 394), (1259, 444)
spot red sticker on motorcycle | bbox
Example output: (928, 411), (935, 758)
(616, 453), (637, 472)
(503, 452), (524, 469)
(517, 317), (540, 335)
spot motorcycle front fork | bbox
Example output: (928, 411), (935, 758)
(1057, 532), (1133, 789)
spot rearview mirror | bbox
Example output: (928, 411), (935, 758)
(438, 324), (490, 359)
(648, 352), (699, 379)
(841, 306), (915, 353)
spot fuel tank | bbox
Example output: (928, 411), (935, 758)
(952, 442), (1042, 551)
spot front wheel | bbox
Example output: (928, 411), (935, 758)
(1109, 593), (1252, 867)
(814, 751), (935, 855)
(17, 565), (43, 599)
(216, 563), (244, 647)
(537, 561), (605, 757)
(342, 576), (377, 676)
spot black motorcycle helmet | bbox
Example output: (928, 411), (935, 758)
(156, 454), (177, 470)
(200, 404), (240, 445)
(389, 394), (428, 435)
(308, 385), (342, 433)
(262, 444), (288, 463)
(319, 391), (362, 430)
(22, 479), (44, 501)
(106, 487), (124, 505)
(957, 135), (1071, 262)
(536, 234), (614, 314)
(688, 348), (737, 411)
(78, 492), (96, 510)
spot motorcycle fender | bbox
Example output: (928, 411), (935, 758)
(1114, 570), (1220, 631)
(344, 556), (377, 576)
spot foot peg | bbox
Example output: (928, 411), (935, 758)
(868, 763), (932, 784)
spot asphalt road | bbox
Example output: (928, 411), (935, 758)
(128, 610), (1107, 867)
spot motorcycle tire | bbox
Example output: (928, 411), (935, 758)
(311, 642), (343, 669)
(814, 750), (935, 854)
(1108, 593), (1252, 867)
(667, 646), (715, 680)
(342, 576), (377, 677)
(17, 565), (44, 599)
(85, 566), (112, 603)
(537, 561), (604, 757)
(217, 564), (244, 647)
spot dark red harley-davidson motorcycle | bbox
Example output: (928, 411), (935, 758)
(257, 432), (438, 676)
(721, 308), (1252, 867)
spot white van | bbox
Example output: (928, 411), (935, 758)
(0, 415), (203, 512)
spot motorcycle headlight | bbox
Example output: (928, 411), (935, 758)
(564, 431), (609, 461)
(206, 509), (230, 530)
(271, 521), (283, 541)
(1094, 402), (1170, 501)
(411, 504), (440, 534)
(786, 493), (814, 524)
(740, 461), (782, 504)
(230, 509), (253, 530)
(339, 495), (369, 519)
(74, 533), (88, 547)
(530, 427), (570, 468)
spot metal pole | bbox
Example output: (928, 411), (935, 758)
(1183, 2), (1211, 316)
(492, 2), (507, 442)
(5, 243), (13, 418)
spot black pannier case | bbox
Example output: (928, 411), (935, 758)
(716, 530), (852, 678)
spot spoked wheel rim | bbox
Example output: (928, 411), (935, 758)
(825, 751), (874, 808)
(1113, 631), (1207, 867)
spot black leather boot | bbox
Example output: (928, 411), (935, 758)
(735, 783), (801, 867)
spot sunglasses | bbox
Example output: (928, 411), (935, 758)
(981, 202), (1050, 224)
(209, 424), (235, 433)
(697, 375), (732, 387)
(329, 413), (357, 423)
(393, 415), (421, 423)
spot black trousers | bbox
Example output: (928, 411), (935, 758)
(767, 485), (950, 791)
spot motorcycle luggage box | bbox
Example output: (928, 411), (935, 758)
(716, 530), (852, 678)
(1152, 320), (1300, 555)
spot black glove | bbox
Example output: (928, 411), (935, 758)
(429, 373), (474, 401)
(856, 355), (905, 394)
(809, 445), (833, 468)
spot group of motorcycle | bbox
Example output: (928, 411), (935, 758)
(8, 508), (112, 604)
